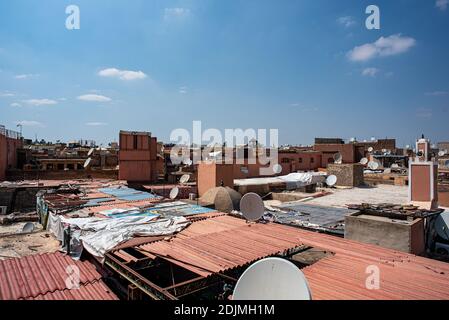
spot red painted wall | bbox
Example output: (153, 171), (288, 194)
(0, 134), (22, 181)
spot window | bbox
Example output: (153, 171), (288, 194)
(311, 158), (315, 163)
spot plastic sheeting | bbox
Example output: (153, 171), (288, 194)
(60, 215), (189, 261)
(235, 172), (326, 188)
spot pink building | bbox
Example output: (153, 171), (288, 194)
(0, 126), (22, 181)
(118, 130), (160, 182)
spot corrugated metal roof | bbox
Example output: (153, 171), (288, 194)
(137, 215), (449, 300)
(0, 252), (117, 300)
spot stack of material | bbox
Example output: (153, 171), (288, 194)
(327, 163), (364, 187)
(143, 184), (197, 199)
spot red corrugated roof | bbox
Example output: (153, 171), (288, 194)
(0, 252), (117, 300)
(138, 215), (449, 300)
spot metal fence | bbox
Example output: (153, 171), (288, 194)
(0, 125), (22, 139)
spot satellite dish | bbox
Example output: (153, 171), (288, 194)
(439, 151), (446, 157)
(183, 158), (193, 166)
(391, 163), (399, 169)
(179, 174), (190, 184)
(22, 222), (35, 233)
(382, 149), (387, 154)
(371, 137), (376, 141)
(233, 257), (312, 300)
(87, 148), (94, 156)
(326, 175), (337, 187)
(435, 211), (449, 241)
(83, 158), (92, 168)
(169, 187), (179, 200)
(350, 137), (356, 142)
(368, 147), (374, 153)
(368, 161), (379, 170)
(273, 164), (282, 174)
(333, 153), (342, 164)
(240, 192), (264, 222)
(360, 158), (368, 165)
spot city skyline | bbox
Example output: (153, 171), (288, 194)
(1, 0), (448, 146)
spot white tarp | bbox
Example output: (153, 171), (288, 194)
(59, 215), (190, 261)
(235, 172), (326, 188)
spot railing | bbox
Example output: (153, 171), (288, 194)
(0, 125), (22, 139)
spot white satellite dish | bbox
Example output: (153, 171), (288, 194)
(179, 174), (190, 184)
(233, 257), (312, 300)
(360, 158), (368, 165)
(435, 211), (449, 241)
(333, 153), (342, 164)
(169, 187), (179, 200)
(273, 164), (282, 174)
(382, 149), (387, 154)
(368, 147), (374, 153)
(87, 148), (94, 157)
(83, 158), (92, 168)
(439, 151), (446, 157)
(22, 222), (35, 233)
(183, 158), (193, 166)
(368, 161), (379, 170)
(350, 137), (356, 142)
(371, 137), (376, 142)
(326, 175), (337, 187)
(240, 192), (264, 222)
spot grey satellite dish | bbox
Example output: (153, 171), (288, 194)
(169, 187), (179, 200)
(22, 222), (35, 233)
(360, 158), (368, 165)
(439, 151), (446, 157)
(368, 147), (374, 153)
(326, 175), (337, 187)
(83, 158), (92, 168)
(435, 211), (449, 241)
(240, 193), (264, 222)
(179, 174), (190, 184)
(273, 164), (282, 174)
(333, 153), (342, 164)
(233, 257), (312, 300)
(87, 148), (94, 157)
(368, 161), (379, 170)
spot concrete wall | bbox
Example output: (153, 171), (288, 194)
(198, 162), (234, 197)
(6, 169), (118, 181)
(313, 144), (356, 164)
(345, 213), (425, 255)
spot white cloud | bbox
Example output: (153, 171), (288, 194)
(362, 67), (380, 77)
(98, 68), (147, 81)
(337, 16), (356, 28)
(22, 99), (57, 106)
(425, 91), (448, 96)
(86, 122), (108, 126)
(436, 0), (449, 11)
(179, 86), (188, 94)
(347, 34), (416, 62)
(16, 120), (45, 127)
(416, 108), (433, 118)
(15, 74), (39, 80)
(10, 102), (22, 107)
(164, 7), (191, 21)
(0, 92), (15, 97)
(77, 94), (112, 102)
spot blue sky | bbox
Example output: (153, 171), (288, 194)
(0, 0), (448, 147)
